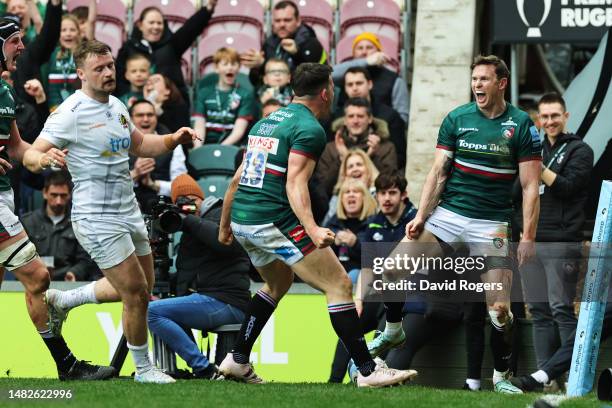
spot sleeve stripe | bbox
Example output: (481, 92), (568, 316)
(436, 144), (455, 151)
(290, 149), (316, 160)
(192, 113), (204, 118)
(519, 156), (543, 162)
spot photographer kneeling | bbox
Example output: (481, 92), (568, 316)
(148, 174), (251, 379)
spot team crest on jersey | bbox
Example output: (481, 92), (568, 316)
(229, 93), (242, 111)
(119, 114), (129, 129)
(501, 126), (515, 140)
(493, 237), (504, 249)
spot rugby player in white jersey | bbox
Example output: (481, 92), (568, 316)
(23, 40), (199, 384)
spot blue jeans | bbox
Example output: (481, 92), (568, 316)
(148, 293), (245, 372)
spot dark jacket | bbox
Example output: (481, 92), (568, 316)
(325, 216), (368, 272)
(21, 208), (101, 281)
(249, 23), (325, 86)
(175, 197), (251, 311)
(361, 200), (417, 244)
(115, 7), (213, 103)
(316, 116), (398, 197)
(13, 0), (62, 104)
(514, 132), (594, 241)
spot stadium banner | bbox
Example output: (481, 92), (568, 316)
(0, 293), (348, 382)
(568, 180), (612, 396)
(492, 0), (612, 43)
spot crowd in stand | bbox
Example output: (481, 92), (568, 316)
(1, 0), (603, 391)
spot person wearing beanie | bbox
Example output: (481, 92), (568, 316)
(331, 31), (410, 125)
(44, 172), (252, 380)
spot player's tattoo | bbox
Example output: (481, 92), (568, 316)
(441, 154), (453, 175)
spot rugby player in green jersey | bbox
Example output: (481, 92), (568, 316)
(216, 62), (417, 387)
(359, 55), (541, 394)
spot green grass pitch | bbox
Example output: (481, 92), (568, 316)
(0, 378), (602, 407)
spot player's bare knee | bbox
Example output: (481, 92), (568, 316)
(326, 273), (352, 299)
(25, 270), (50, 295)
(121, 282), (149, 307)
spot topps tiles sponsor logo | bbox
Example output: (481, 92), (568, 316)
(0, 107), (14, 115)
(458, 127), (479, 132)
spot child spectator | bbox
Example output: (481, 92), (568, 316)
(120, 53), (150, 108)
(70, 0), (96, 41)
(258, 58), (292, 106)
(44, 14), (81, 111)
(193, 47), (254, 146)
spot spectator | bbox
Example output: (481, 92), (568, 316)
(143, 73), (190, 133)
(341, 67), (406, 169)
(148, 174), (251, 379)
(262, 98), (282, 118)
(44, 14), (82, 111)
(20, 171), (101, 281)
(241, 0), (326, 86)
(128, 99), (186, 213)
(11, 0), (61, 106)
(70, 0), (96, 41)
(332, 32), (409, 124)
(515, 93), (594, 378)
(193, 48), (255, 146)
(258, 58), (292, 106)
(320, 148), (379, 225)
(119, 53), (150, 108)
(4, 0), (44, 45)
(115, 0), (217, 104)
(318, 97), (397, 187)
(325, 178), (377, 282)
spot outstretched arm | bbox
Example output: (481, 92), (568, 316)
(22, 136), (67, 173)
(129, 127), (200, 158)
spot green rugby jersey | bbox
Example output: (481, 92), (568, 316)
(232, 103), (326, 225)
(45, 47), (78, 112)
(194, 82), (254, 144)
(436, 102), (541, 222)
(0, 80), (15, 191)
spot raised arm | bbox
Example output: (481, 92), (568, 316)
(517, 159), (541, 265)
(286, 152), (335, 248)
(170, 0), (216, 58)
(87, 0), (97, 41)
(129, 126), (199, 158)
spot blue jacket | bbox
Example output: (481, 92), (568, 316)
(361, 200), (417, 244)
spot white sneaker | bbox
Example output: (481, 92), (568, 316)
(134, 367), (176, 384)
(218, 353), (264, 384)
(44, 289), (69, 337)
(356, 361), (417, 388)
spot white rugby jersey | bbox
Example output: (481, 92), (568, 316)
(39, 90), (139, 220)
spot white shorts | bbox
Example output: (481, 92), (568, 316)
(0, 189), (23, 243)
(425, 206), (510, 258)
(231, 219), (315, 268)
(73, 212), (151, 270)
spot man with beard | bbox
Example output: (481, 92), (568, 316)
(23, 40), (199, 384)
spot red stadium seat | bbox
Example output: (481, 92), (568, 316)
(133, 0), (196, 25)
(205, 0), (265, 42)
(198, 32), (261, 75)
(94, 24), (123, 57)
(67, 0), (126, 26)
(336, 34), (399, 72)
(272, 0), (333, 52)
(339, 0), (401, 42)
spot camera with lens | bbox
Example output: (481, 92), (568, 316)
(151, 195), (198, 234)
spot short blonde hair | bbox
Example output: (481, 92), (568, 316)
(333, 148), (379, 194)
(336, 178), (377, 221)
(213, 47), (240, 65)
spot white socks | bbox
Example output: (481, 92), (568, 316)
(465, 378), (481, 390)
(384, 321), (402, 338)
(127, 342), (153, 374)
(57, 282), (98, 310)
(531, 370), (549, 384)
(492, 369), (508, 385)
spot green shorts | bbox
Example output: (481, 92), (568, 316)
(231, 214), (315, 267)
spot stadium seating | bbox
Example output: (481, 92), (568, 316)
(189, 144), (240, 178)
(67, 0), (127, 57)
(132, 0), (196, 25)
(197, 176), (232, 199)
(204, 0), (265, 42)
(335, 33), (400, 72)
(339, 0), (401, 45)
(198, 32), (261, 75)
